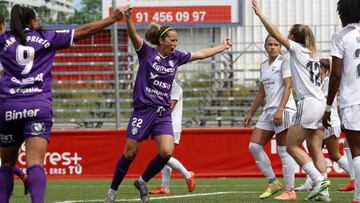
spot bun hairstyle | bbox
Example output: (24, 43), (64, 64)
(320, 58), (331, 75)
(289, 24), (317, 58)
(145, 23), (173, 46)
(10, 5), (36, 45)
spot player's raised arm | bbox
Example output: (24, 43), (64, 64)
(124, 7), (143, 50)
(190, 37), (231, 62)
(73, 4), (130, 41)
(251, 0), (289, 49)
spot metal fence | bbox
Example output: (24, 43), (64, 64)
(52, 25), (341, 129)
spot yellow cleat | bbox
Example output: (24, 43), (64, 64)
(259, 180), (283, 199)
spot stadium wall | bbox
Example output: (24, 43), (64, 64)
(12, 128), (348, 179)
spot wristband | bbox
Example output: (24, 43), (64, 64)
(325, 104), (331, 112)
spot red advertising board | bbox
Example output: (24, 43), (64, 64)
(13, 128), (348, 179)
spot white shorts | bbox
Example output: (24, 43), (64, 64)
(174, 132), (181, 144)
(294, 97), (325, 129)
(323, 125), (341, 140)
(340, 105), (360, 131)
(255, 108), (296, 134)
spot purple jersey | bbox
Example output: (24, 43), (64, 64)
(0, 29), (74, 102)
(133, 42), (191, 108)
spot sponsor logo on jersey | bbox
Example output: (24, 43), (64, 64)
(155, 55), (161, 61)
(153, 80), (171, 89)
(169, 60), (174, 67)
(5, 108), (40, 121)
(9, 87), (43, 95)
(152, 62), (175, 74)
(131, 127), (138, 135)
(31, 122), (45, 135)
(11, 73), (44, 85)
(0, 134), (15, 144)
(145, 87), (168, 99)
(150, 72), (158, 79)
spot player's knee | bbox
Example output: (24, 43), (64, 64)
(286, 144), (295, 155)
(123, 149), (138, 160)
(159, 147), (173, 158)
(249, 142), (262, 154)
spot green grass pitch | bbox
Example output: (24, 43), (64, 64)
(10, 177), (354, 202)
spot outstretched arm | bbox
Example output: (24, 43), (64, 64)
(73, 4), (130, 41)
(125, 7), (143, 50)
(252, 0), (290, 49)
(190, 37), (232, 62)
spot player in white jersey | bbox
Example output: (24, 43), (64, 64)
(243, 35), (297, 200)
(296, 58), (353, 194)
(252, 0), (330, 200)
(149, 80), (195, 195)
(323, 1), (360, 202)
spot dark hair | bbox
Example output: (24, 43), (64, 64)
(289, 24), (317, 57)
(320, 58), (331, 74)
(0, 13), (4, 25)
(10, 5), (36, 45)
(337, 0), (360, 27)
(145, 24), (173, 46)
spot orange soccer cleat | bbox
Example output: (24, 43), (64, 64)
(339, 180), (355, 192)
(186, 171), (196, 192)
(148, 187), (170, 195)
(274, 190), (297, 200)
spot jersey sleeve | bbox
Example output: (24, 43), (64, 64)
(176, 50), (192, 66)
(47, 29), (74, 50)
(330, 33), (344, 59)
(281, 54), (292, 78)
(136, 41), (152, 60)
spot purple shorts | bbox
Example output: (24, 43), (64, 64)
(126, 106), (174, 141)
(0, 100), (53, 147)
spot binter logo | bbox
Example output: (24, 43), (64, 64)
(5, 108), (40, 121)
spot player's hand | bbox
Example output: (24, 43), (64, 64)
(243, 113), (253, 127)
(273, 109), (283, 127)
(223, 37), (232, 49)
(251, 0), (261, 16)
(322, 111), (331, 128)
(124, 6), (133, 18)
(112, 4), (131, 21)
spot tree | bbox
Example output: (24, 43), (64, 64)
(80, 0), (101, 23)
(0, 2), (9, 22)
(35, 6), (52, 24)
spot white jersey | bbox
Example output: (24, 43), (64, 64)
(171, 80), (183, 133)
(288, 40), (325, 101)
(321, 77), (341, 126)
(260, 54), (296, 111)
(330, 23), (360, 108)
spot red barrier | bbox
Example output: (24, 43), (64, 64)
(14, 128), (348, 179)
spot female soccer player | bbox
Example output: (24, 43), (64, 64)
(105, 6), (231, 202)
(323, 0), (360, 202)
(0, 4), (129, 203)
(252, 0), (330, 200)
(149, 80), (195, 195)
(243, 35), (297, 200)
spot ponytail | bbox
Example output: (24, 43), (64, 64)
(145, 23), (172, 46)
(10, 5), (36, 45)
(290, 24), (317, 58)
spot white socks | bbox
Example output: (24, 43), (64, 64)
(249, 142), (276, 182)
(161, 165), (172, 189)
(278, 146), (295, 190)
(345, 147), (355, 180)
(353, 156), (360, 202)
(167, 157), (191, 179)
(302, 161), (323, 183)
(336, 156), (350, 175)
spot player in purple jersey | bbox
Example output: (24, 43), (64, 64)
(0, 4), (130, 203)
(105, 6), (231, 203)
(0, 12), (29, 196)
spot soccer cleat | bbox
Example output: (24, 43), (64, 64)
(274, 190), (297, 200)
(259, 180), (283, 199)
(338, 180), (355, 192)
(186, 171), (196, 192)
(313, 192), (331, 202)
(352, 201), (360, 203)
(306, 179), (330, 200)
(23, 174), (29, 195)
(134, 180), (150, 202)
(149, 187), (170, 194)
(294, 183), (312, 192)
(104, 189), (116, 203)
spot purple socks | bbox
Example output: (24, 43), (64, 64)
(0, 166), (14, 203)
(110, 155), (133, 190)
(13, 166), (25, 180)
(27, 164), (47, 203)
(141, 154), (170, 182)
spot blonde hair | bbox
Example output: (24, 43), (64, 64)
(289, 24), (318, 58)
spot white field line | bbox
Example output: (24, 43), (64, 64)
(55, 191), (240, 203)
